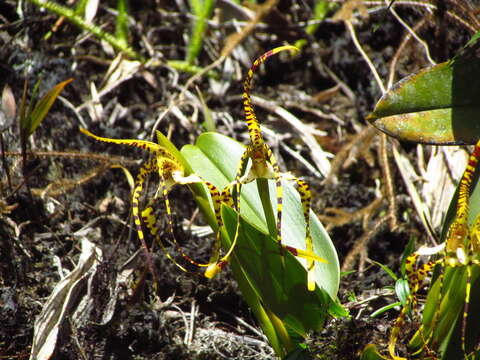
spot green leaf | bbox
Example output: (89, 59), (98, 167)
(370, 301), (401, 318)
(222, 206), (331, 335)
(367, 36), (480, 145)
(181, 132), (344, 337)
(360, 344), (389, 360)
(371, 260), (398, 282)
(408, 163), (480, 358)
(186, 0), (215, 64)
(24, 78), (72, 137)
(394, 278), (409, 306)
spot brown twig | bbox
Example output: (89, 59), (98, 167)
(319, 197), (383, 231)
(31, 163), (113, 197)
(379, 134), (398, 231)
(0, 133), (12, 193)
(220, 0), (280, 58)
(3, 151), (139, 166)
(325, 127), (377, 185)
(387, 18), (428, 88)
(341, 215), (390, 273)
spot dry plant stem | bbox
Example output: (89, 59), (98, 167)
(3, 151), (138, 166)
(220, 0), (279, 58)
(186, 300), (196, 346)
(69, 318), (89, 360)
(32, 163), (112, 197)
(0, 133), (12, 191)
(344, 19), (401, 260)
(319, 197), (383, 231)
(310, 46), (356, 104)
(341, 215), (390, 272)
(387, 2), (436, 66)
(387, 18), (427, 88)
(251, 95), (331, 177)
(325, 127), (376, 185)
(345, 20), (386, 94)
(3, 151), (137, 198)
(363, 0), (480, 33)
(379, 134), (398, 231)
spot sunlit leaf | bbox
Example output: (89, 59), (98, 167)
(24, 78), (73, 137)
(115, 0), (129, 48)
(367, 37), (480, 145)
(370, 301), (401, 318)
(394, 279), (409, 306)
(181, 132), (344, 337)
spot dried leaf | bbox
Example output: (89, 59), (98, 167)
(2, 83), (16, 121)
(29, 237), (102, 360)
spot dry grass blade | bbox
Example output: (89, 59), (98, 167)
(30, 237), (103, 360)
(251, 95), (332, 177)
(392, 143), (436, 242)
(77, 55), (142, 114)
(379, 134), (398, 231)
(420, 146), (468, 230)
(341, 215), (389, 273)
(220, 0), (280, 58)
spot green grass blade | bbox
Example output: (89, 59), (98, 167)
(115, 0), (129, 48)
(26, 78), (72, 137)
(186, 0), (215, 64)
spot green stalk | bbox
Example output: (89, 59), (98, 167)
(294, 0), (332, 50)
(186, 0), (215, 65)
(264, 307), (296, 353)
(256, 178), (277, 238)
(230, 258), (285, 357)
(28, 0), (141, 60)
(256, 177), (296, 353)
(115, 0), (129, 49)
(29, 0), (219, 77)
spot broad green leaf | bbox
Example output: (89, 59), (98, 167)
(181, 132), (344, 336)
(182, 132), (340, 297)
(194, 196), (286, 356)
(221, 206), (331, 335)
(367, 40), (480, 145)
(24, 78), (72, 137)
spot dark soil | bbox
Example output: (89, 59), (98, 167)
(0, 1), (478, 359)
